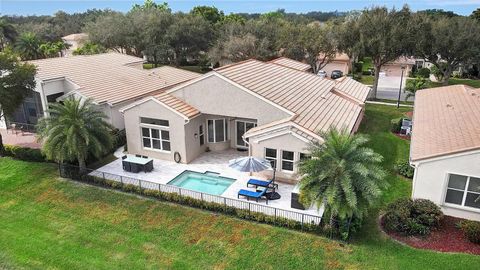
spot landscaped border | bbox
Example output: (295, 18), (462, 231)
(58, 163), (339, 238)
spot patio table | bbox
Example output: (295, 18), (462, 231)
(123, 156), (154, 173)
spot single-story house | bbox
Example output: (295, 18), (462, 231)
(381, 57), (415, 77)
(268, 57), (312, 72)
(410, 85), (480, 221)
(1, 53), (201, 130)
(121, 58), (370, 182)
(61, 33), (89, 56)
(319, 53), (351, 77)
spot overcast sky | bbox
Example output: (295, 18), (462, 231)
(1, 0), (479, 16)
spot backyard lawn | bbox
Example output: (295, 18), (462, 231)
(1, 104), (479, 269)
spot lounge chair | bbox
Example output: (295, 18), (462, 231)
(238, 188), (268, 204)
(247, 178), (278, 191)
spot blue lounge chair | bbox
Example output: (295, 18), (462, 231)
(247, 178), (278, 191)
(237, 188), (268, 204)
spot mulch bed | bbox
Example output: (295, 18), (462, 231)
(393, 133), (411, 141)
(382, 216), (480, 255)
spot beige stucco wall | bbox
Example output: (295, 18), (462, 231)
(250, 131), (310, 182)
(322, 61), (349, 76)
(412, 151), (480, 221)
(170, 74), (291, 125)
(123, 99), (188, 163)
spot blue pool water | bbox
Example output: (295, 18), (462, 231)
(168, 171), (236, 195)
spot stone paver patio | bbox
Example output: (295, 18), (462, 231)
(0, 129), (41, 149)
(95, 149), (324, 219)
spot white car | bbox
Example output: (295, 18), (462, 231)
(317, 70), (327, 78)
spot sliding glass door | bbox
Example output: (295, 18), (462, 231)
(235, 120), (256, 148)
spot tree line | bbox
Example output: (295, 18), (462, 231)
(1, 1), (480, 99)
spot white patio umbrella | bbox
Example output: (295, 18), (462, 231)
(228, 156), (272, 173)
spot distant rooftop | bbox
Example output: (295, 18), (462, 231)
(268, 57), (311, 72)
(28, 53), (201, 105)
(411, 85), (480, 161)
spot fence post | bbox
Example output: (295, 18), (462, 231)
(139, 180), (142, 189)
(158, 183), (161, 192)
(301, 214), (304, 230)
(248, 203), (251, 215)
(224, 197), (227, 212)
(201, 193), (203, 201)
(120, 176), (123, 184)
(274, 208), (277, 225)
(102, 172), (105, 181)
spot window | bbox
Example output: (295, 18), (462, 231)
(236, 120), (257, 147)
(281, 150), (294, 172)
(265, 148), (277, 169)
(207, 119), (227, 143)
(199, 125), (205, 146)
(142, 127), (171, 151)
(445, 174), (480, 210)
(140, 117), (169, 127)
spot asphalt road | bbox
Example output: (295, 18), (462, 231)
(369, 75), (414, 101)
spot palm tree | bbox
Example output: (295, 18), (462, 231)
(0, 19), (18, 49)
(36, 97), (113, 172)
(15, 32), (42, 60)
(298, 128), (386, 225)
(404, 76), (428, 101)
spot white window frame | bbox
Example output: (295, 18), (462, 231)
(199, 124), (205, 146)
(281, 150), (295, 173)
(140, 118), (171, 153)
(235, 120), (257, 148)
(264, 147), (278, 170)
(207, 118), (227, 143)
(443, 173), (480, 212)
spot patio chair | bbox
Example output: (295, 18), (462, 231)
(237, 188), (268, 204)
(135, 154), (142, 158)
(122, 155), (127, 160)
(247, 178), (278, 191)
(142, 155), (148, 159)
(144, 160), (154, 173)
(130, 163), (141, 173)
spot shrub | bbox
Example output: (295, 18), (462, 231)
(383, 198), (443, 236)
(459, 220), (480, 244)
(417, 67), (431, 78)
(395, 160), (414, 178)
(3, 145), (46, 162)
(390, 118), (402, 133)
(353, 62), (363, 73)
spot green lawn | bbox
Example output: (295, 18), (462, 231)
(358, 75), (374, 85)
(361, 57), (373, 72)
(1, 104), (479, 269)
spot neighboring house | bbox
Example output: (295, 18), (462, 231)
(268, 57), (312, 72)
(0, 53), (201, 130)
(320, 53), (351, 77)
(121, 58), (370, 182)
(410, 85), (480, 221)
(381, 57), (415, 77)
(61, 33), (89, 56)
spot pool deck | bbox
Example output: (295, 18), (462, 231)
(96, 149), (324, 218)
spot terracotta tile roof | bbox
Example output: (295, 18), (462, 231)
(215, 59), (368, 134)
(268, 57), (311, 72)
(334, 77), (371, 102)
(411, 85), (480, 161)
(28, 53), (200, 105)
(153, 92), (201, 119)
(147, 66), (201, 86)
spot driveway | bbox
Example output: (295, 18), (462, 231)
(371, 75), (413, 101)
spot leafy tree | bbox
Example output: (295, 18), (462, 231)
(404, 77), (428, 100)
(39, 41), (70, 58)
(36, 97), (113, 172)
(0, 51), (36, 155)
(72, 41), (106, 55)
(282, 22), (337, 74)
(209, 33), (271, 63)
(167, 14), (213, 65)
(357, 6), (414, 98)
(131, 0), (170, 12)
(15, 32), (42, 60)
(415, 15), (480, 85)
(0, 19), (18, 50)
(298, 128), (386, 225)
(191, 6), (224, 24)
(84, 12), (132, 54)
(335, 12), (362, 74)
(472, 8), (480, 21)
(221, 14), (246, 25)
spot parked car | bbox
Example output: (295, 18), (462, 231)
(317, 70), (327, 78)
(330, 70), (343, 79)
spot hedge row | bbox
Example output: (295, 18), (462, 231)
(2, 145), (47, 162)
(60, 165), (328, 235)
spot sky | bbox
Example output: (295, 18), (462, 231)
(1, 0), (479, 16)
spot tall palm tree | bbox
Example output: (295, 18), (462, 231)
(298, 128), (386, 225)
(37, 97), (113, 171)
(15, 32), (42, 60)
(0, 19), (18, 49)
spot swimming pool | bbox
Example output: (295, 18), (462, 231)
(168, 170), (236, 195)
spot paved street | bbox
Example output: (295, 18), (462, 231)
(369, 75), (414, 101)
